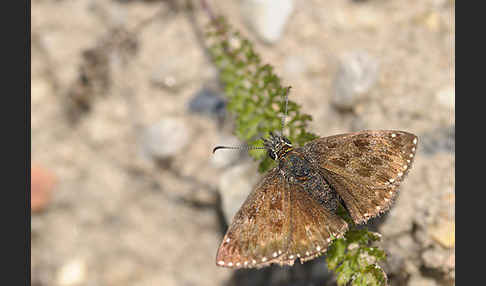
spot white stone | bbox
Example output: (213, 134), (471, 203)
(436, 86), (454, 110)
(331, 50), (379, 110)
(56, 258), (86, 286)
(139, 117), (190, 159)
(241, 0), (294, 44)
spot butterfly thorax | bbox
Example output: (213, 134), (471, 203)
(262, 132), (293, 161)
(279, 149), (341, 212)
(262, 132), (341, 212)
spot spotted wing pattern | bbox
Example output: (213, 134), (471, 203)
(216, 169), (348, 268)
(302, 130), (418, 224)
(216, 168), (291, 268)
(282, 182), (348, 265)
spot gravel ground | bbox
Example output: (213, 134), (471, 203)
(31, 0), (454, 285)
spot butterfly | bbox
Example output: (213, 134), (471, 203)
(214, 129), (418, 269)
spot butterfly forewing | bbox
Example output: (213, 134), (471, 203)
(216, 168), (292, 268)
(301, 130), (418, 224)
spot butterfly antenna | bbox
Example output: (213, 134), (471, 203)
(212, 145), (266, 154)
(281, 86), (291, 134)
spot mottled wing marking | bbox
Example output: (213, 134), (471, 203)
(281, 183), (348, 265)
(302, 130), (418, 224)
(216, 168), (291, 268)
(216, 170), (349, 268)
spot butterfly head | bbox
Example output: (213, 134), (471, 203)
(262, 132), (293, 160)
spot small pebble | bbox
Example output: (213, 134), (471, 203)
(436, 86), (455, 110)
(419, 125), (455, 155)
(31, 163), (57, 213)
(188, 86), (226, 118)
(331, 51), (379, 110)
(139, 118), (190, 160)
(429, 220), (455, 248)
(240, 0), (294, 44)
(56, 258), (87, 286)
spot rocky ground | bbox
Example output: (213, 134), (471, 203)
(32, 0), (454, 285)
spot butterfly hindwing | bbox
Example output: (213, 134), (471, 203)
(284, 182), (348, 264)
(301, 130), (418, 224)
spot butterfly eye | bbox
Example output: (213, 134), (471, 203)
(268, 150), (276, 160)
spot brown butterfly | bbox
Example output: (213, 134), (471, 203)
(214, 130), (418, 269)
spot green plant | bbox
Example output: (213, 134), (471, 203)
(205, 16), (388, 286)
(206, 17), (317, 172)
(326, 228), (387, 286)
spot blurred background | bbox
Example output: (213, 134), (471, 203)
(31, 0), (455, 285)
